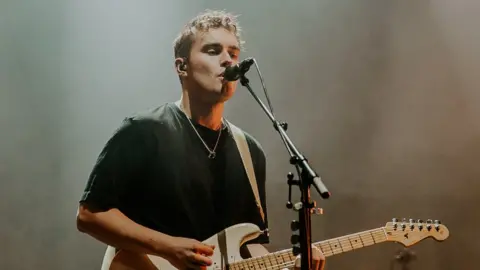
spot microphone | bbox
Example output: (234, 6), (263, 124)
(224, 57), (255, 81)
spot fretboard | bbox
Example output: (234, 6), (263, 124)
(229, 227), (387, 270)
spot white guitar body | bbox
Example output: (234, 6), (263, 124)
(102, 219), (449, 270)
(104, 223), (263, 270)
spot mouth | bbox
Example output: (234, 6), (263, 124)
(218, 72), (226, 82)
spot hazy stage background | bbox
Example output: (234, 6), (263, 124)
(2, 0), (479, 269)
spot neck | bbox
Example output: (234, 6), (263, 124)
(178, 92), (224, 130)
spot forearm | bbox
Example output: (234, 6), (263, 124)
(76, 204), (172, 257)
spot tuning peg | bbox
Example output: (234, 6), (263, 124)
(409, 219), (415, 230)
(401, 218), (407, 231)
(392, 218), (398, 229)
(417, 219), (424, 230)
(426, 219), (433, 231)
(434, 220), (441, 231)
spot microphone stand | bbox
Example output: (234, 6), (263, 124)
(238, 69), (330, 270)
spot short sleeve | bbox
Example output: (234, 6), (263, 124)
(79, 118), (154, 210)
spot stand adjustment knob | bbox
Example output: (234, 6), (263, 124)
(293, 202), (303, 211)
(286, 201), (293, 209)
(292, 245), (301, 256)
(290, 235), (300, 244)
(291, 220), (300, 231)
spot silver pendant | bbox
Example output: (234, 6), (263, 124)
(208, 152), (216, 159)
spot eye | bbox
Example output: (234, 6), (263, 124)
(207, 49), (219, 55)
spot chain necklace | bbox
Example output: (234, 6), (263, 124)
(176, 102), (223, 159)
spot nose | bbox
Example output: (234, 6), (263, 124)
(220, 52), (233, 67)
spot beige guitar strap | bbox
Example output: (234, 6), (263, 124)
(228, 121), (265, 223)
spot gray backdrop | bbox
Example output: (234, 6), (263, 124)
(2, 0), (479, 269)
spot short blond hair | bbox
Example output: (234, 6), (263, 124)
(173, 9), (245, 59)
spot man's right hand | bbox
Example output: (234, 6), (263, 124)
(164, 237), (215, 270)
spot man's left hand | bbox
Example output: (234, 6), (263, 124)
(289, 245), (326, 270)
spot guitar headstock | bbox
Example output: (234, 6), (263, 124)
(384, 218), (449, 246)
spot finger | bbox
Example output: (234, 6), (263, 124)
(311, 246), (325, 260)
(294, 255), (301, 268)
(189, 251), (213, 266)
(318, 260), (326, 270)
(192, 243), (215, 256)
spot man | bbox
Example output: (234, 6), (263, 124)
(76, 9), (325, 270)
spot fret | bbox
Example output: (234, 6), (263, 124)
(317, 241), (333, 256)
(348, 234), (364, 249)
(230, 227), (390, 270)
(372, 229), (387, 243)
(274, 252), (285, 264)
(243, 260), (251, 270)
(259, 256), (269, 269)
(263, 255), (271, 268)
(281, 251), (291, 263)
(286, 250), (295, 261)
(327, 238), (342, 255)
(359, 231), (375, 246)
(246, 259), (255, 270)
(267, 254), (274, 268)
(269, 253), (280, 266)
(338, 236), (354, 252)
(370, 229), (385, 243)
(252, 258), (260, 269)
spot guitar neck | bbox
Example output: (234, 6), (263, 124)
(230, 227), (387, 270)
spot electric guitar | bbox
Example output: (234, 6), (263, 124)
(104, 218), (449, 270)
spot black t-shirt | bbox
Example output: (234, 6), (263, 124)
(80, 102), (269, 244)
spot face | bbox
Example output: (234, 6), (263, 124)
(180, 28), (240, 103)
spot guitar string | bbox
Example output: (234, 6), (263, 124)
(228, 230), (387, 270)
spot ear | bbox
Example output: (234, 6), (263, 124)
(175, 57), (187, 76)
